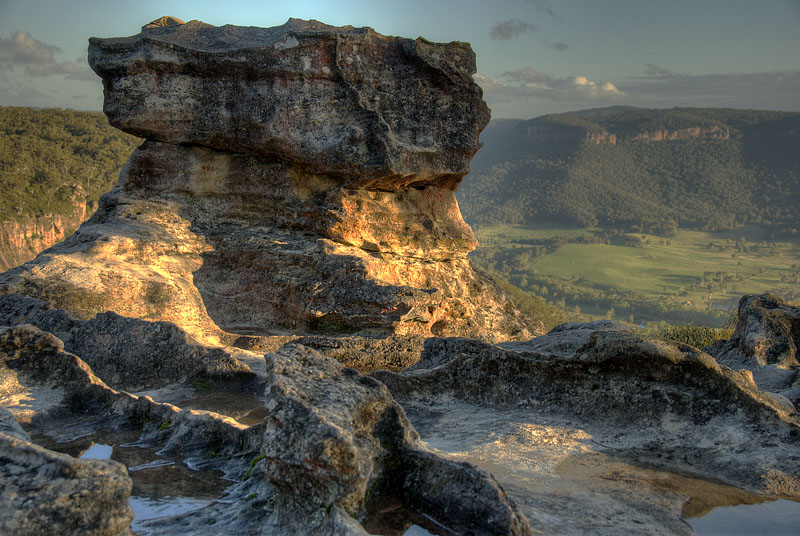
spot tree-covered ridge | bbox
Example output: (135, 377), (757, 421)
(538, 106), (795, 139)
(0, 106), (140, 221)
(459, 107), (800, 235)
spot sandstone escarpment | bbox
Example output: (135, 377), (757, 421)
(0, 18), (534, 344)
(0, 199), (93, 272)
(518, 121), (733, 147)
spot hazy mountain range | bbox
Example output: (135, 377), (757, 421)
(458, 107), (800, 236)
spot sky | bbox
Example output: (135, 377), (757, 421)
(1, 0), (799, 119)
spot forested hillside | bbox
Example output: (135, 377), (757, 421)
(459, 107), (800, 236)
(0, 106), (139, 221)
(0, 107), (139, 270)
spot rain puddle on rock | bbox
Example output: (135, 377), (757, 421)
(176, 390), (267, 426)
(361, 493), (458, 536)
(30, 427), (229, 530)
(685, 498), (800, 535)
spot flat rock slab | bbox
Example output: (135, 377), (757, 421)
(89, 18), (489, 187)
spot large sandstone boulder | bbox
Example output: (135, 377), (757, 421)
(88, 18), (489, 186)
(261, 344), (531, 535)
(0, 18), (535, 345)
(706, 293), (800, 406)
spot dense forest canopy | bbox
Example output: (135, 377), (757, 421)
(459, 107), (800, 237)
(0, 106), (140, 221)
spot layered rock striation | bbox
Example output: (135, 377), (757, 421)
(0, 18), (534, 344)
(0, 199), (93, 272)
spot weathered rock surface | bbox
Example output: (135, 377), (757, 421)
(0, 295), (254, 390)
(372, 322), (800, 533)
(707, 293), (800, 406)
(0, 321), (533, 535)
(262, 344), (531, 535)
(88, 18), (489, 186)
(0, 17), (535, 346)
(0, 323), (271, 535)
(0, 432), (134, 536)
(0, 326), (135, 535)
(0, 407), (29, 441)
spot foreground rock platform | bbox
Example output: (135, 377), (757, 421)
(0, 324), (531, 535)
(3, 315), (800, 534)
(373, 320), (800, 534)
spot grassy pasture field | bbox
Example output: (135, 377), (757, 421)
(472, 223), (800, 325)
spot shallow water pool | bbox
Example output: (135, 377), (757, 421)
(685, 498), (800, 536)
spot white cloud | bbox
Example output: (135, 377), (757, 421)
(0, 30), (96, 81)
(477, 67), (625, 102)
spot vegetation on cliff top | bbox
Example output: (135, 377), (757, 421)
(459, 107), (800, 236)
(0, 106), (140, 221)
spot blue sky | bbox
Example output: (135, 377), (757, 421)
(1, 0), (798, 118)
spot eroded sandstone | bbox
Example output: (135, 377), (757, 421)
(88, 18), (489, 187)
(373, 323), (800, 508)
(0, 18), (535, 346)
(261, 343), (531, 535)
(0, 321), (532, 535)
(707, 293), (800, 407)
(368, 322), (800, 533)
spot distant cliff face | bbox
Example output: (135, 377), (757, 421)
(0, 200), (92, 272)
(627, 125), (734, 142)
(517, 118), (734, 146)
(517, 121), (618, 145)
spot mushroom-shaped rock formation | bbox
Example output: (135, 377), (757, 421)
(0, 18), (535, 344)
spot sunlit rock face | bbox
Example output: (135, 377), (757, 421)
(1, 19), (535, 342)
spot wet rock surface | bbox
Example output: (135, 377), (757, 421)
(0, 431), (134, 536)
(3, 303), (800, 534)
(373, 321), (800, 533)
(261, 344), (531, 535)
(0, 323), (273, 535)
